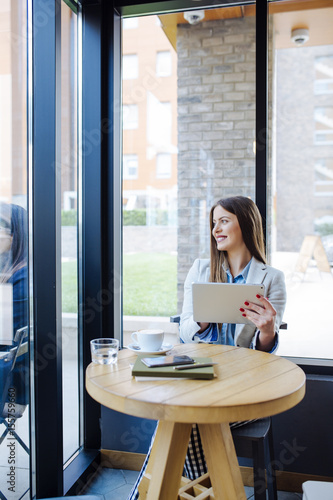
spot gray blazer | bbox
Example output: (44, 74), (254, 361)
(179, 257), (287, 349)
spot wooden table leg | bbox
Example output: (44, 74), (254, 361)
(198, 423), (247, 500)
(139, 420), (192, 500)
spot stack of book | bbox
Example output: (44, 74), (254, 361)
(131, 356), (216, 380)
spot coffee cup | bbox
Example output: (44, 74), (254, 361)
(131, 329), (164, 352)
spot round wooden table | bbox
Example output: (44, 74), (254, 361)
(86, 343), (306, 500)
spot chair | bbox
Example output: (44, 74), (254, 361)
(302, 480), (333, 499)
(170, 314), (280, 500)
(232, 418), (277, 500)
(0, 326), (29, 468)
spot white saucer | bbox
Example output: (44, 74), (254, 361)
(126, 343), (173, 355)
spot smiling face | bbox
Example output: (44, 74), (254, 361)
(212, 205), (244, 254)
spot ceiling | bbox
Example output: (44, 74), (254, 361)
(158, 0), (333, 50)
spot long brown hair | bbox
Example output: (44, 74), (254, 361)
(209, 196), (266, 283)
(0, 203), (27, 284)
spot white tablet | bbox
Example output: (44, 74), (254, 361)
(192, 282), (265, 324)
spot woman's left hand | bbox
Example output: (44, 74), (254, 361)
(240, 295), (276, 351)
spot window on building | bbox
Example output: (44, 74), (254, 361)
(314, 107), (333, 145)
(123, 54), (138, 79)
(123, 104), (139, 129)
(156, 153), (172, 179)
(123, 154), (138, 179)
(147, 97), (172, 151)
(156, 50), (172, 77)
(123, 17), (138, 29)
(314, 55), (333, 95)
(314, 158), (333, 196)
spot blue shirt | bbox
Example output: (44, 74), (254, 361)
(8, 266), (28, 336)
(195, 259), (252, 344)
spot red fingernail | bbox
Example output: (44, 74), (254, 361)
(256, 294), (261, 299)
(244, 302), (249, 306)
(242, 313), (246, 317)
(239, 308), (245, 312)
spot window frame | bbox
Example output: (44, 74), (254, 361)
(31, 0), (109, 496)
(113, 0), (332, 370)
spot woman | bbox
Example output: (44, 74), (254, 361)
(0, 202), (28, 334)
(129, 196), (286, 498)
(0, 202), (28, 407)
(179, 195), (286, 479)
(180, 196), (286, 352)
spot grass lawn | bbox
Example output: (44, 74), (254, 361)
(62, 260), (78, 313)
(62, 253), (177, 316)
(123, 253), (177, 316)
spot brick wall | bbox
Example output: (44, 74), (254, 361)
(176, 16), (262, 311)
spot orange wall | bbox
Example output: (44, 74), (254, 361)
(122, 15), (178, 192)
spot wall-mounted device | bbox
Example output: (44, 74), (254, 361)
(184, 10), (205, 25)
(291, 28), (310, 46)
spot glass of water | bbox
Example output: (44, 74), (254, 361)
(90, 338), (119, 364)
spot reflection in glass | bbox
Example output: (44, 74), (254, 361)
(0, 203), (28, 334)
(0, 1), (29, 495)
(0, 203), (29, 457)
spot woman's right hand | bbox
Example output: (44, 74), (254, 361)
(197, 322), (210, 333)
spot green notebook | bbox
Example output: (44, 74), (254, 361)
(131, 356), (215, 380)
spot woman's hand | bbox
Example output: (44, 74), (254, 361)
(240, 295), (277, 351)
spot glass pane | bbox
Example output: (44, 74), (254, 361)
(122, 6), (256, 347)
(0, 0), (30, 497)
(60, 1), (79, 464)
(269, 1), (333, 359)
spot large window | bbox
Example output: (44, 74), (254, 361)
(122, 8), (256, 346)
(30, 1), (88, 496)
(270, 1), (333, 360)
(121, 2), (333, 362)
(0, 0), (29, 497)
(60, 0), (79, 466)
